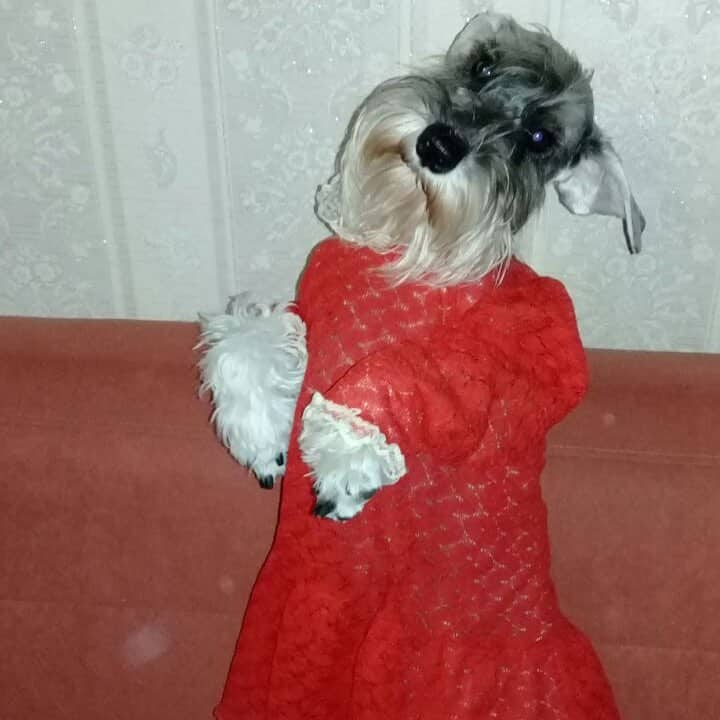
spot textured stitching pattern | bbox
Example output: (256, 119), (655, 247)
(217, 238), (618, 720)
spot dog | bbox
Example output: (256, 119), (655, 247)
(198, 12), (644, 522)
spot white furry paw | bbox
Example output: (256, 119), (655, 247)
(198, 294), (307, 489)
(299, 393), (406, 521)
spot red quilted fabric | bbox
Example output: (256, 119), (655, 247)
(216, 238), (620, 720)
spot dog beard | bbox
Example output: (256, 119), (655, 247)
(316, 78), (514, 286)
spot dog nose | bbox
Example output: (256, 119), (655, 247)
(416, 123), (468, 173)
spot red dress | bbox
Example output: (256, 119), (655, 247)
(216, 238), (620, 720)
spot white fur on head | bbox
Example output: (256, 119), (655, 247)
(198, 294), (307, 486)
(316, 78), (512, 286)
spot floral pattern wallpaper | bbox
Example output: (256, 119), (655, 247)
(0, 0), (718, 351)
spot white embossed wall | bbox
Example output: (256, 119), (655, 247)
(1, 1), (719, 351)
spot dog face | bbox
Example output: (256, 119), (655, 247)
(316, 13), (645, 285)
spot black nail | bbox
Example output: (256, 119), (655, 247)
(259, 475), (274, 490)
(313, 500), (334, 517)
(276, 452), (285, 466)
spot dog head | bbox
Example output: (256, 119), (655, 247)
(316, 12), (645, 285)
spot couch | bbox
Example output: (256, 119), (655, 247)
(1, 316), (718, 719)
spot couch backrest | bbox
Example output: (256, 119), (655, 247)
(0, 318), (279, 720)
(1, 318), (718, 720)
(545, 349), (720, 719)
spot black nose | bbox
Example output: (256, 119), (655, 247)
(416, 123), (468, 173)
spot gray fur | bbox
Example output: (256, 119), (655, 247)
(317, 12), (644, 285)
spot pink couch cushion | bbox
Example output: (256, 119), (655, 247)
(0, 318), (279, 720)
(545, 350), (720, 719)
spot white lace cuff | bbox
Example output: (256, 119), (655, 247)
(300, 392), (406, 490)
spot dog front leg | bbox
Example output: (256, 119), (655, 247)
(198, 294), (307, 488)
(299, 393), (406, 521)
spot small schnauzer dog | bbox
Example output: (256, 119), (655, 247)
(199, 12), (644, 521)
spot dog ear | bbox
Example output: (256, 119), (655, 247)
(553, 134), (645, 253)
(446, 12), (509, 62)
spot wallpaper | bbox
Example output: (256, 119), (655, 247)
(1, 0), (718, 351)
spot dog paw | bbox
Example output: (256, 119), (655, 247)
(198, 295), (307, 493)
(251, 451), (286, 490)
(299, 393), (407, 522)
(313, 483), (379, 522)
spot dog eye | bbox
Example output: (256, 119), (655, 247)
(471, 47), (496, 81)
(527, 128), (555, 153)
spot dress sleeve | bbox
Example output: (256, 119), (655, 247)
(468, 273), (588, 431)
(320, 271), (586, 463)
(321, 336), (493, 464)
